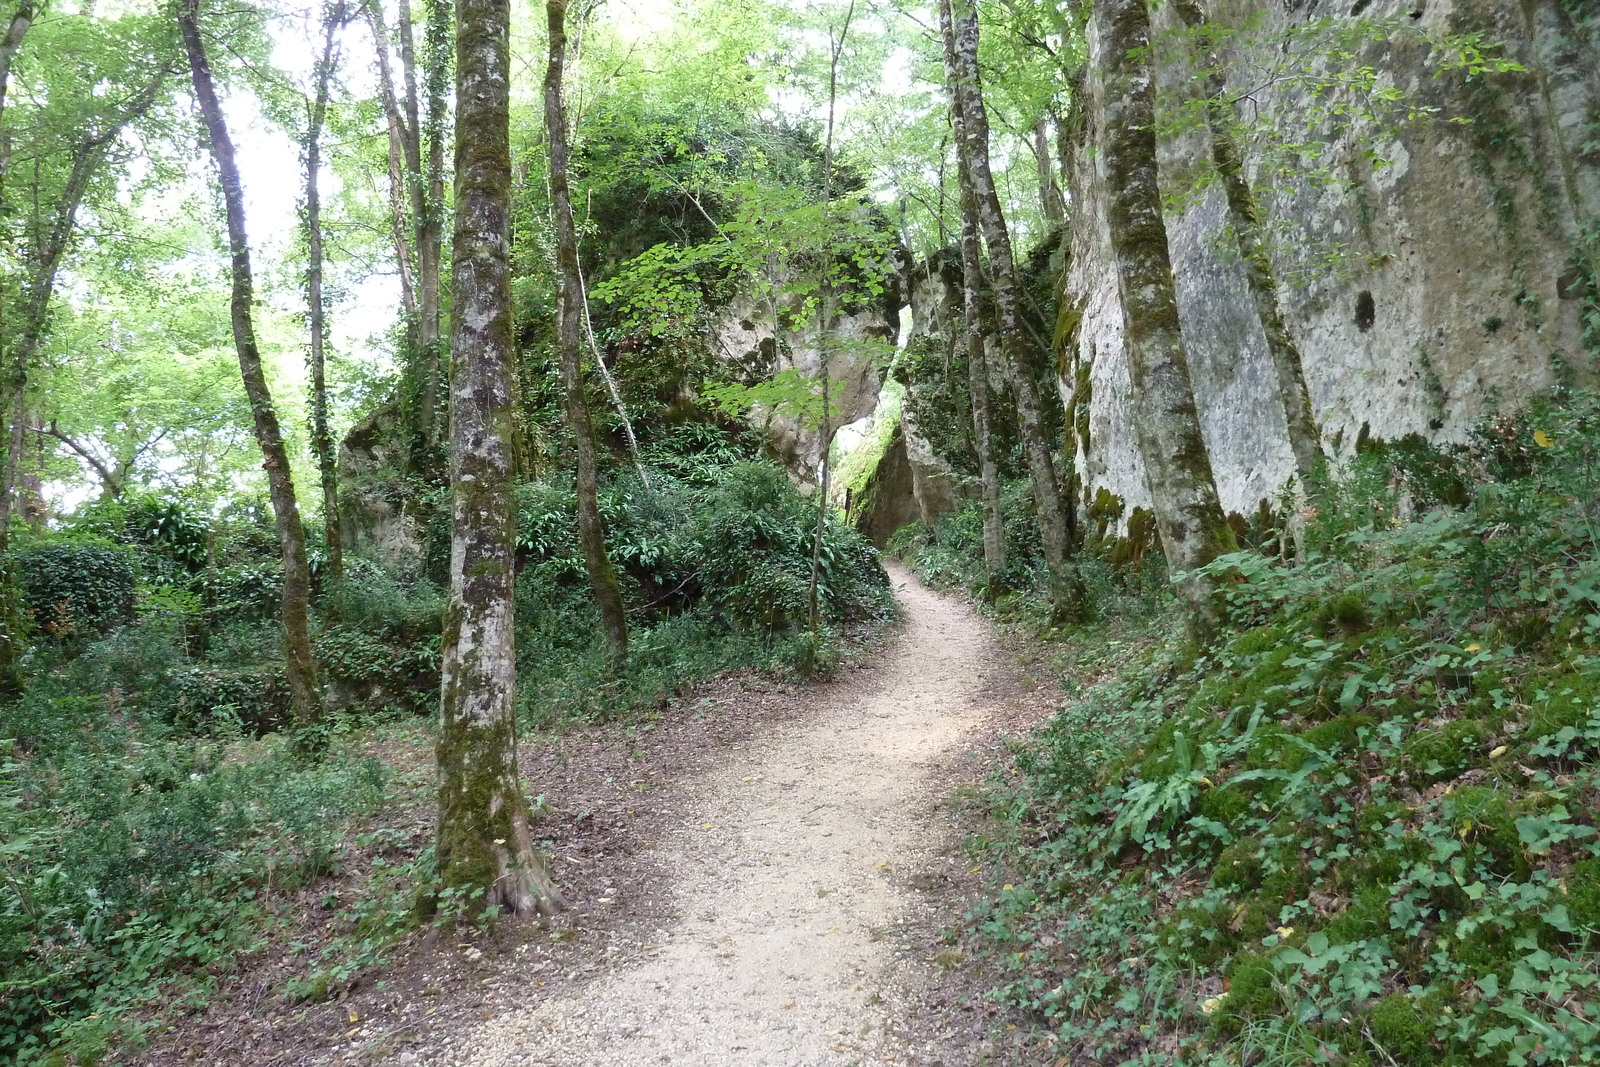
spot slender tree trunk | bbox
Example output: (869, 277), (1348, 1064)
(806, 1), (853, 638)
(940, 12), (1006, 594)
(306, 0), (347, 583)
(418, 0), (451, 447)
(1033, 116), (1066, 225)
(1173, 0), (1319, 483)
(0, 0), (31, 180)
(957, 181), (1007, 594)
(942, 0), (1082, 622)
(546, 0), (627, 662)
(575, 256), (648, 485)
(436, 0), (558, 915)
(179, 0), (321, 727)
(1095, 0), (1235, 623)
(366, 0), (420, 325)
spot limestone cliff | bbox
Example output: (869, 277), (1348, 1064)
(1063, 0), (1600, 528)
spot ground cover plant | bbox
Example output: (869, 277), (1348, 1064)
(0, 447), (890, 1063)
(943, 387), (1600, 1065)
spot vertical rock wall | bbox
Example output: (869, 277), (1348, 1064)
(1064, 0), (1600, 528)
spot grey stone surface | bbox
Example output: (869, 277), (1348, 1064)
(1063, 0), (1600, 526)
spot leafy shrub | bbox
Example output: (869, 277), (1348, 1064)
(16, 542), (135, 640)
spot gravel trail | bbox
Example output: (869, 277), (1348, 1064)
(441, 561), (1006, 1066)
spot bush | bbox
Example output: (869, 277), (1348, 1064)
(15, 542), (135, 640)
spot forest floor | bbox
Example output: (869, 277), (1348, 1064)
(133, 562), (1057, 1066)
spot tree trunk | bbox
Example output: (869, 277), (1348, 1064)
(365, 0), (420, 326)
(806, 2), (853, 638)
(942, 0), (1083, 622)
(546, 0), (627, 662)
(306, 0), (347, 584)
(179, 0), (321, 728)
(1173, 0), (1320, 484)
(416, 0), (450, 448)
(1033, 116), (1066, 225)
(1094, 0), (1235, 622)
(957, 181), (1006, 592)
(437, 0), (558, 915)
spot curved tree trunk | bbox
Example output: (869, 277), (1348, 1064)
(179, 0), (321, 727)
(941, 0), (1082, 621)
(436, 0), (558, 914)
(306, 0), (347, 585)
(546, 0), (627, 662)
(1094, 0), (1235, 626)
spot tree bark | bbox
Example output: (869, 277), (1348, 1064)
(1172, 0), (1320, 484)
(957, 176), (1006, 592)
(365, 0), (420, 325)
(306, 0), (347, 583)
(179, 0), (321, 727)
(941, 0), (1082, 622)
(1033, 116), (1066, 225)
(806, 1), (853, 638)
(436, 0), (558, 915)
(546, 0), (627, 662)
(417, 0), (450, 447)
(1094, 0), (1235, 622)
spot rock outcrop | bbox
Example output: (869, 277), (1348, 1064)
(1063, 0), (1600, 528)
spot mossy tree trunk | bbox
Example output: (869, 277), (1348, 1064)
(1094, 0), (1235, 620)
(366, 0), (448, 452)
(418, 0), (451, 449)
(931, 0), (1003, 592)
(305, 0), (347, 585)
(1172, 0), (1320, 484)
(545, 0), (628, 662)
(436, 0), (558, 914)
(180, 0), (322, 727)
(941, 0), (1083, 623)
(957, 182), (1006, 592)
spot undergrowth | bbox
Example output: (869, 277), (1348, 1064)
(962, 388), (1600, 1066)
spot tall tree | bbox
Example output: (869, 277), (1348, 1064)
(434, 0), (558, 913)
(178, 0), (321, 727)
(545, 0), (627, 662)
(365, 0), (447, 452)
(806, 0), (854, 637)
(941, 0), (1084, 624)
(305, 0), (348, 584)
(1094, 0), (1234, 623)
(956, 177), (1007, 595)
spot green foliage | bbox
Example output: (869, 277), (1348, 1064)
(512, 459), (891, 727)
(0, 719), (386, 1062)
(965, 388), (1600, 1065)
(16, 543), (136, 641)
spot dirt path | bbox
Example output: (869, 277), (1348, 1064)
(424, 562), (1013, 1066)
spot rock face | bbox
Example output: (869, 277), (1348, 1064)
(1064, 0), (1600, 528)
(897, 255), (973, 531)
(713, 301), (889, 487)
(714, 288), (899, 488)
(853, 427), (921, 547)
(338, 402), (427, 572)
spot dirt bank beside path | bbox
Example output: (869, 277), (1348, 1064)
(418, 561), (1024, 1067)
